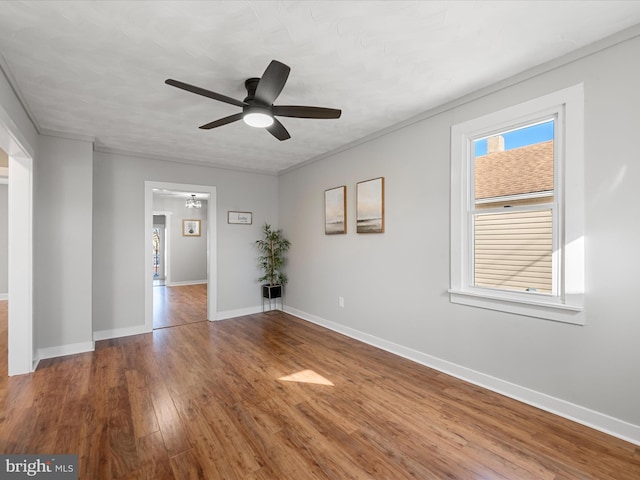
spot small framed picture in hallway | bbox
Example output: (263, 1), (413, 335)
(228, 211), (253, 224)
(182, 219), (201, 236)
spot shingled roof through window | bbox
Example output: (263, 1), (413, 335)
(475, 138), (554, 199)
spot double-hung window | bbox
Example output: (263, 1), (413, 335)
(450, 85), (585, 324)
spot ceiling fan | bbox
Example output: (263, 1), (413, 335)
(165, 60), (341, 141)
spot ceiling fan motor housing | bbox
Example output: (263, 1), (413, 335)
(243, 78), (262, 105)
(242, 77), (274, 126)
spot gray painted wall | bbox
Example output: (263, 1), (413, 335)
(278, 35), (640, 427)
(92, 151), (278, 333)
(35, 134), (93, 350)
(0, 184), (7, 295)
(153, 195), (208, 284)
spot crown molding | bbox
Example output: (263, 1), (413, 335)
(2, 20), (639, 177)
(40, 128), (95, 144)
(278, 23), (640, 176)
(0, 51), (41, 134)
(93, 145), (278, 177)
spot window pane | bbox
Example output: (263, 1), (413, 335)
(474, 209), (552, 294)
(450, 84), (584, 321)
(474, 120), (554, 202)
(472, 120), (555, 294)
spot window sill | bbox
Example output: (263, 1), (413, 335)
(449, 289), (584, 325)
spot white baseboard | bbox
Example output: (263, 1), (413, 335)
(0, 293), (7, 301)
(214, 305), (263, 321)
(166, 280), (207, 287)
(93, 305), (264, 339)
(32, 350), (40, 371)
(93, 324), (151, 341)
(285, 306), (640, 446)
(37, 341), (95, 361)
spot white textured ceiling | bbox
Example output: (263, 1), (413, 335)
(1, 1), (640, 174)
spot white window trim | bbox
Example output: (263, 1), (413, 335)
(450, 84), (585, 325)
(474, 190), (553, 205)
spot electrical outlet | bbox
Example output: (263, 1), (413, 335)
(338, 296), (344, 308)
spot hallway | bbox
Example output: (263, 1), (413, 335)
(153, 284), (207, 329)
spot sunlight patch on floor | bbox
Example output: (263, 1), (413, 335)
(278, 369), (334, 386)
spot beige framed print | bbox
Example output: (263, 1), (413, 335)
(228, 211), (253, 224)
(182, 219), (201, 236)
(356, 177), (384, 233)
(325, 186), (346, 235)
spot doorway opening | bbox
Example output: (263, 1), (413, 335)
(144, 182), (217, 332)
(152, 215), (166, 286)
(152, 193), (208, 329)
(0, 116), (34, 376)
(0, 148), (8, 376)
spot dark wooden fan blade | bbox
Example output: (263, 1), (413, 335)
(166, 79), (245, 107)
(273, 105), (342, 119)
(199, 113), (244, 130)
(266, 118), (291, 141)
(254, 60), (290, 105)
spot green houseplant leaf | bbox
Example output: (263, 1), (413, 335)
(255, 223), (291, 286)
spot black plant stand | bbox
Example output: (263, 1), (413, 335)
(262, 284), (283, 313)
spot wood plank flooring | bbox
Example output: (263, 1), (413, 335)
(153, 284), (208, 329)
(0, 298), (639, 479)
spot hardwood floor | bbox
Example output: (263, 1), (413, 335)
(0, 298), (639, 479)
(153, 284), (207, 329)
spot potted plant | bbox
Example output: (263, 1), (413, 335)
(255, 223), (291, 301)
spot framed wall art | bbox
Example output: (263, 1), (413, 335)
(356, 177), (384, 234)
(182, 219), (201, 236)
(324, 186), (346, 235)
(228, 211), (253, 225)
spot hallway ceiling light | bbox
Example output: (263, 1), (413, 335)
(186, 194), (201, 209)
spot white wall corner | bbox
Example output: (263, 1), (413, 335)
(37, 341), (95, 361)
(214, 305), (263, 321)
(31, 349), (40, 372)
(93, 324), (151, 342)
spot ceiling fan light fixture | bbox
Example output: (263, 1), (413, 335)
(243, 107), (274, 128)
(166, 59), (341, 140)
